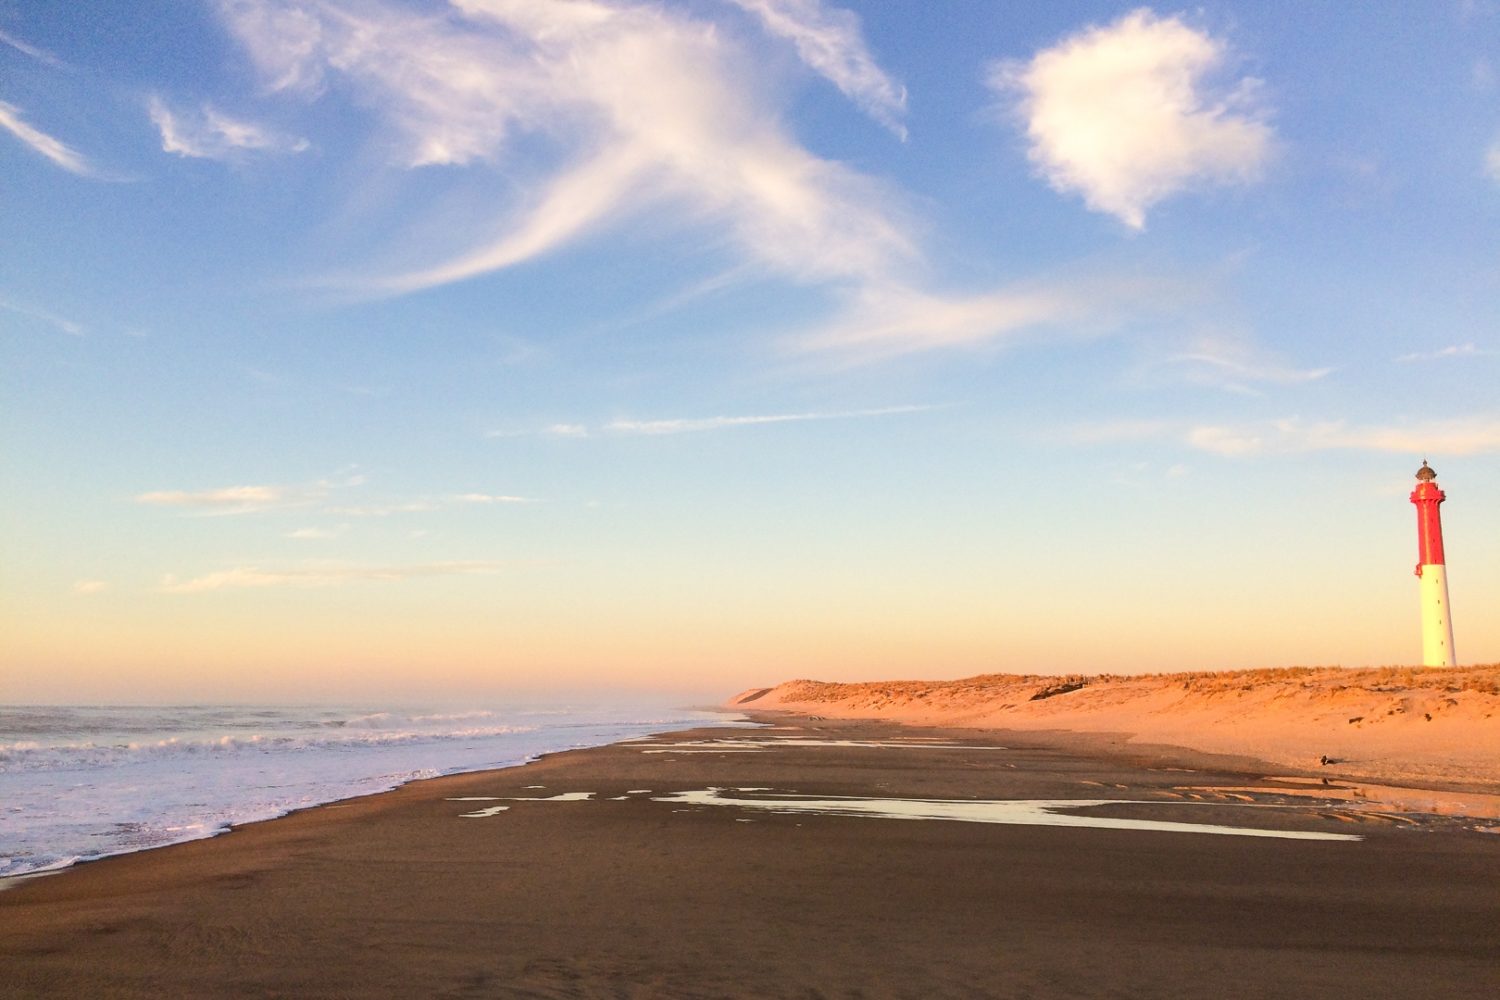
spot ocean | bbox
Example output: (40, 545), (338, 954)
(0, 701), (733, 881)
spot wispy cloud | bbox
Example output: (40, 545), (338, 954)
(486, 423), (590, 439)
(286, 524), (348, 539)
(220, 0), (916, 296)
(0, 28), (68, 68)
(724, 0), (907, 138)
(1152, 349), (1332, 394)
(0, 99), (97, 177)
(606, 403), (940, 435)
(148, 95), (309, 160)
(0, 295), (84, 335)
(72, 579), (109, 596)
(1186, 416), (1500, 457)
(790, 283), (1082, 360)
(324, 492), (538, 514)
(213, 2), (1228, 362)
(788, 262), (1184, 360)
(136, 484), (297, 514)
(453, 492), (538, 503)
(491, 404), (941, 438)
(136, 471), (369, 516)
(159, 561), (502, 593)
(991, 9), (1273, 228)
(1396, 342), (1496, 363)
(1064, 413), (1500, 458)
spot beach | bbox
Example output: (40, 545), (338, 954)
(736, 665), (1500, 791)
(4, 712), (1498, 998)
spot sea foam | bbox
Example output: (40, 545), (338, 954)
(0, 703), (724, 879)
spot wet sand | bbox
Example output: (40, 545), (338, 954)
(4, 717), (1499, 999)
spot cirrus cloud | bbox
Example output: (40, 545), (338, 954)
(220, 0), (916, 295)
(212, 0), (1230, 361)
(1186, 416), (1500, 457)
(148, 96), (310, 160)
(605, 403), (940, 435)
(159, 561), (503, 593)
(724, 0), (907, 138)
(136, 484), (290, 513)
(0, 99), (98, 177)
(1395, 342), (1495, 363)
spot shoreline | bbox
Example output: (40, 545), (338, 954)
(4, 717), (1499, 997)
(6, 686), (1496, 899)
(0, 705), (739, 885)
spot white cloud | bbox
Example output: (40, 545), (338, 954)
(1185, 424), (1265, 456)
(724, 0), (907, 138)
(286, 525), (348, 539)
(148, 96), (309, 160)
(791, 283), (1083, 360)
(789, 263), (1176, 360)
(1187, 416), (1500, 457)
(1067, 414), (1500, 458)
(0, 99), (97, 177)
(72, 579), (109, 595)
(486, 422), (591, 439)
(0, 295), (84, 336)
(136, 472), (366, 515)
(605, 403), (938, 435)
(219, 0), (916, 296)
(211, 1), (1225, 362)
(992, 8), (1272, 228)
(159, 561), (502, 593)
(1487, 140), (1500, 183)
(0, 28), (68, 69)
(136, 484), (291, 513)
(453, 492), (538, 503)
(1396, 342), (1495, 363)
(1155, 349), (1331, 394)
(493, 406), (939, 438)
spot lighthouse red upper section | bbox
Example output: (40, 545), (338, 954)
(1410, 462), (1446, 567)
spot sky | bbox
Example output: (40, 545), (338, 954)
(3, 0), (1498, 704)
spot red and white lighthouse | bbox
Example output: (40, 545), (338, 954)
(1410, 461), (1456, 666)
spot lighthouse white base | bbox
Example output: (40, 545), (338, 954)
(1418, 563), (1457, 667)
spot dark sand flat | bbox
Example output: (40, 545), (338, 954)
(3, 718), (1498, 999)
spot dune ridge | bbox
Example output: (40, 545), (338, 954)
(731, 665), (1500, 792)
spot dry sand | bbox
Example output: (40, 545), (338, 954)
(3, 716), (1499, 999)
(733, 664), (1500, 797)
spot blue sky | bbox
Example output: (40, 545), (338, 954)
(3, 1), (1497, 703)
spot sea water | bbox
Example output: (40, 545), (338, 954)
(0, 702), (728, 880)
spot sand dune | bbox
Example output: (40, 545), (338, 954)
(731, 665), (1500, 793)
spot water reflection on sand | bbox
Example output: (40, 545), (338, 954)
(650, 788), (1362, 841)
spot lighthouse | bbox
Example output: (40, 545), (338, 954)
(1410, 461), (1457, 666)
